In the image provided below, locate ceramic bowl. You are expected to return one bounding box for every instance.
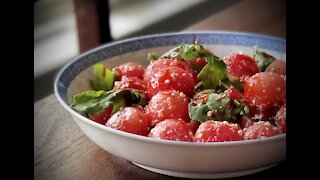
[54,31,286,179]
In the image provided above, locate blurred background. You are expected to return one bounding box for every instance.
[34,0,241,101]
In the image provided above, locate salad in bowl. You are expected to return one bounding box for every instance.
[70,42,286,142]
[55,32,286,178]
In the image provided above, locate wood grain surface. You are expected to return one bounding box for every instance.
[34,0,286,179]
[185,0,286,38]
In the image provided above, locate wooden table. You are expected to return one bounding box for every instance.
[34,0,285,179]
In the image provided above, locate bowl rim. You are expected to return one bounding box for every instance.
[54,31,286,147]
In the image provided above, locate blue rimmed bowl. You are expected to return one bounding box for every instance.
[54,31,286,179]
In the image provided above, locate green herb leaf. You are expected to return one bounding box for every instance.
[159,43,212,61]
[220,76,244,93]
[147,52,159,61]
[159,46,181,60]
[197,56,228,90]
[188,90,212,123]
[106,92,125,114]
[233,100,250,116]
[70,90,109,116]
[206,93,233,121]
[160,42,242,92]
[188,90,249,123]
[253,49,276,71]
[179,44,203,61]
[158,42,216,73]
[189,103,210,123]
[90,63,115,91]
[70,89,147,117]
[178,43,215,63]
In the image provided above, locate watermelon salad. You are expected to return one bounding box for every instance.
[70,42,286,142]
